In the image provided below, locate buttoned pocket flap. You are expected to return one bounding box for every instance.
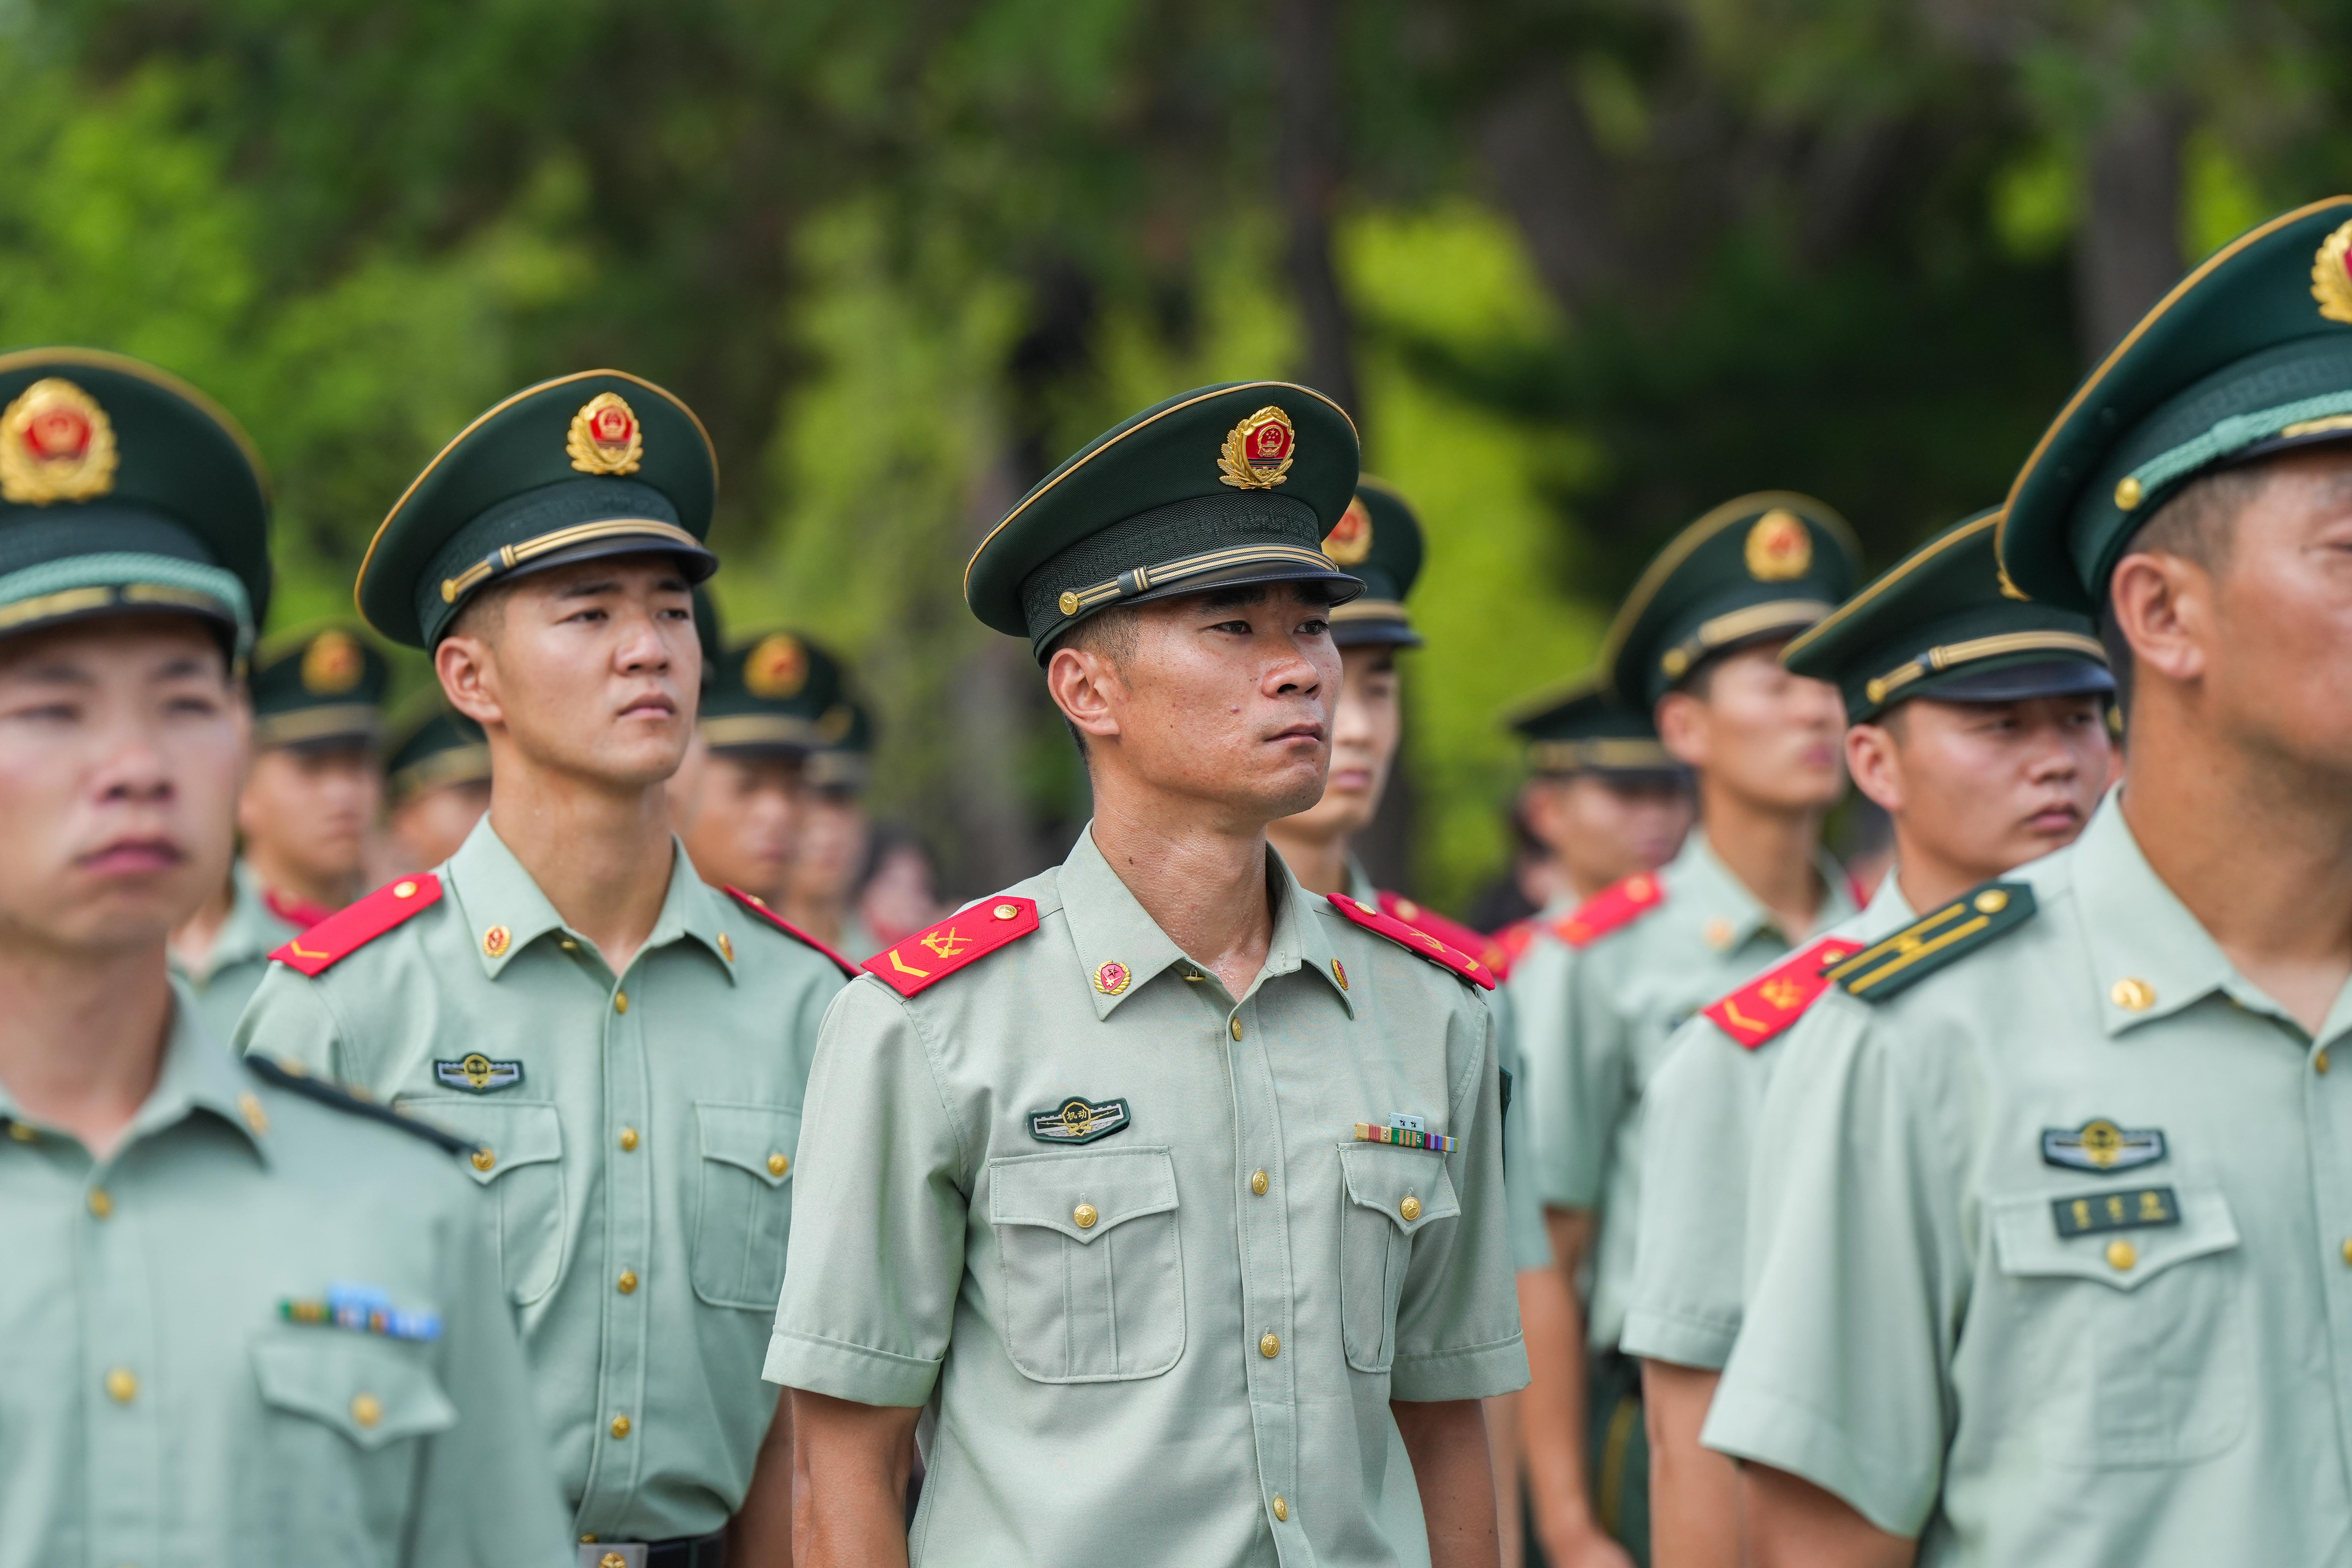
[1991,1182,2240,1292]
[251,1334,455,1452]
[391,1097,561,1187]
[1340,1144,1462,1237]
[989,1146,1178,1244]
[697,1102,800,1188]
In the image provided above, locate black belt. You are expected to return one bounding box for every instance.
[578,1533,726,1568]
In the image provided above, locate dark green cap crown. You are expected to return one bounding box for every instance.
[383,693,489,803]
[1503,674,1677,774]
[2001,196,2352,612]
[1784,511,2111,723]
[358,370,719,648]
[249,623,391,749]
[700,628,844,757]
[1324,477,1425,648]
[967,381,1365,659]
[0,348,270,650]
[1603,492,1861,708]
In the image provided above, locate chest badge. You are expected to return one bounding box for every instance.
[1029,1096,1132,1145]
[280,1282,443,1342]
[2042,1118,2166,1174]
[1354,1114,1455,1153]
[435,1054,524,1093]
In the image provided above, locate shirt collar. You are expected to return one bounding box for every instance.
[1672,830,1857,950]
[1860,870,1916,934]
[444,817,737,982]
[1343,855,1379,906]
[0,984,270,1163]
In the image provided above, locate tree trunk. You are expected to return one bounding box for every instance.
[1275,0,1361,425]
[2074,101,2188,366]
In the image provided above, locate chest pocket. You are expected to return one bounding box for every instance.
[1338,1144,1462,1373]
[690,1102,801,1311]
[988,1146,1185,1383]
[1987,1181,2248,1468]
[392,1097,566,1307]
[250,1332,456,1567]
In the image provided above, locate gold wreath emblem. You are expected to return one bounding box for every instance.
[1322,497,1374,565]
[1744,508,1813,581]
[743,633,808,699]
[300,630,366,696]
[0,378,118,505]
[567,391,644,475]
[1217,405,1296,490]
[2314,220,2352,325]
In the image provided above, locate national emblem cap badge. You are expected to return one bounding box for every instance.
[567,390,644,475]
[1744,508,1812,581]
[1217,405,1296,490]
[1322,497,1374,565]
[300,630,366,696]
[2314,218,2352,325]
[0,377,118,505]
[743,632,807,699]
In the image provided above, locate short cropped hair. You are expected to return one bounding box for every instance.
[2098,458,2268,712]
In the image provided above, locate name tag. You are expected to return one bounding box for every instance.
[2052,1185,2179,1238]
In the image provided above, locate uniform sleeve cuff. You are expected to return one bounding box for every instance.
[1701,1388,1929,1538]
[762,1329,939,1408]
[1388,1334,1530,1402]
[1619,1308,1734,1371]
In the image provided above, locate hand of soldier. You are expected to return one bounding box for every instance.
[1537,1521,1636,1568]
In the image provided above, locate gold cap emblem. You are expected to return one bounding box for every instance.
[0,378,118,505]
[1744,508,1813,582]
[2314,219,2352,325]
[300,630,366,696]
[1322,497,1374,565]
[567,391,644,475]
[742,633,807,699]
[1217,405,1296,490]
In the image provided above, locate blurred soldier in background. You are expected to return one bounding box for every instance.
[682,628,826,912]
[380,693,492,873]
[776,642,881,962]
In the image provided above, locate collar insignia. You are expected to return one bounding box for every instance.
[1029,1096,1132,1145]
[435,1054,524,1093]
[2042,1118,2166,1174]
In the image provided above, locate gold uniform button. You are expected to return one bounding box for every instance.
[87,1188,112,1219]
[393,879,419,899]
[614,990,628,1013]
[5,1121,33,1142]
[2320,1050,2334,1076]
[1230,1018,1243,1042]
[718,933,734,963]
[1251,1170,1269,1196]
[602,1555,629,1568]
[1272,1496,1289,1522]
[2110,978,2155,1012]
[610,1415,632,1439]
[104,1367,137,1404]
[1259,1332,1280,1359]
[767,1152,789,1177]
[2106,1239,2138,1272]
[237,1091,269,1136]
[619,1127,639,1152]
[1073,1203,1099,1230]
[994,903,1020,921]
[472,1147,497,1172]
[1973,889,2009,914]
[351,1392,383,1428]
[1400,1195,1422,1222]
[2340,1238,2352,1266]
[618,1270,638,1295]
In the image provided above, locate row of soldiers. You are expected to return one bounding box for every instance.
[8,189,2352,1568]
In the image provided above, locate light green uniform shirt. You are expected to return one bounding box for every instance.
[837,911,883,965]
[0,986,570,1568]
[1707,798,2352,1559]
[236,819,847,1541]
[172,860,306,1043]
[1621,874,1911,1370]
[1520,832,1853,1349]
[767,829,1528,1567]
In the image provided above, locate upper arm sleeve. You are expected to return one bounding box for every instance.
[1488,986,1554,1272]
[1520,941,1621,1210]
[1621,1020,1757,1370]
[763,978,969,1408]
[231,964,348,1079]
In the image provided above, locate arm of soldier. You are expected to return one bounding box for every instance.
[1393,1398,1501,1568]
[727,1395,793,1568]
[1701,996,1972,1544]
[230,962,350,1079]
[1521,1211,1628,1568]
[1743,1466,1913,1568]
[792,1392,918,1568]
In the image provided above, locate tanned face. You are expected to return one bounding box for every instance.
[1272,642,1400,843]
[683,753,804,902]
[1048,581,1341,830]
[1848,694,2110,888]
[1656,640,1847,811]
[237,743,381,886]
[435,554,700,790]
[0,616,243,954]
[787,788,869,907]
[1525,771,1695,898]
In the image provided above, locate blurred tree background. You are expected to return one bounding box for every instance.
[3,0,2340,908]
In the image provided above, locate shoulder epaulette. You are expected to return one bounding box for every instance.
[1553,871,1665,948]
[1702,933,1868,1049]
[262,886,334,930]
[242,1055,478,1158]
[1377,890,1513,980]
[269,873,442,977]
[1491,917,1542,978]
[863,896,1040,997]
[1327,892,1497,991]
[1826,881,2037,1003]
[722,887,860,978]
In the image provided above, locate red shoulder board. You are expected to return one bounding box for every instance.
[262,886,334,930]
[1327,892,1497,991]
[1377,891,1514,982]
[723,887,860,979]
[862,896,1039,997]
[269,873,442,977]
[1701,934,1868,1049]
[1492,918,1541,976]
[1553,871,1666,949]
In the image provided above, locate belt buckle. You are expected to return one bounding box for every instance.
[579,1546,648,1568]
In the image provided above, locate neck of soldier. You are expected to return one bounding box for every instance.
[1263,817,1352,899]
[241,840,351,912]
[2121,687,2352,1035]
[487,754,677,978]
[0,932,172,1159]
[1696,769,1827,941]
[1089,779,1279,1002]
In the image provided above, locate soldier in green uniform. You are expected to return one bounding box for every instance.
[0,348,568,1566]
[382,691,492,873]
[1624,511,2113,1567]
[235,370,855,1566]
[677,629,826,910]
[772,382,1527,1568]
[167,623,388,1037]
[1511,494,1857,1568]
[1708,196,2352,1566]
[1505,680,1693,919]
[773,647,883,962]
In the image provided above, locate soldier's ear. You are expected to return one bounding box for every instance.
[1654,689,1709,770]
[434,633,504,733]
[1044,641,1125,753]
[2106,551,2212,695]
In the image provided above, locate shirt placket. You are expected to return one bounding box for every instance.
[2305,1013,2352,1494]
[581,949,655,1533]
[82,1147,159,1568]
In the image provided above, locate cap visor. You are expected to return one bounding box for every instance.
[1910,658,2115,706]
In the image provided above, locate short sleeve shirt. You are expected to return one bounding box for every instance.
[234,819,846,1541]
[1706,799,2352,1561]
[1621,875,1911,1370]
[766,830,1528,1568]
[171,861,304,1043]
[1517,834,1853,1349]
[0,989,571,1568]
